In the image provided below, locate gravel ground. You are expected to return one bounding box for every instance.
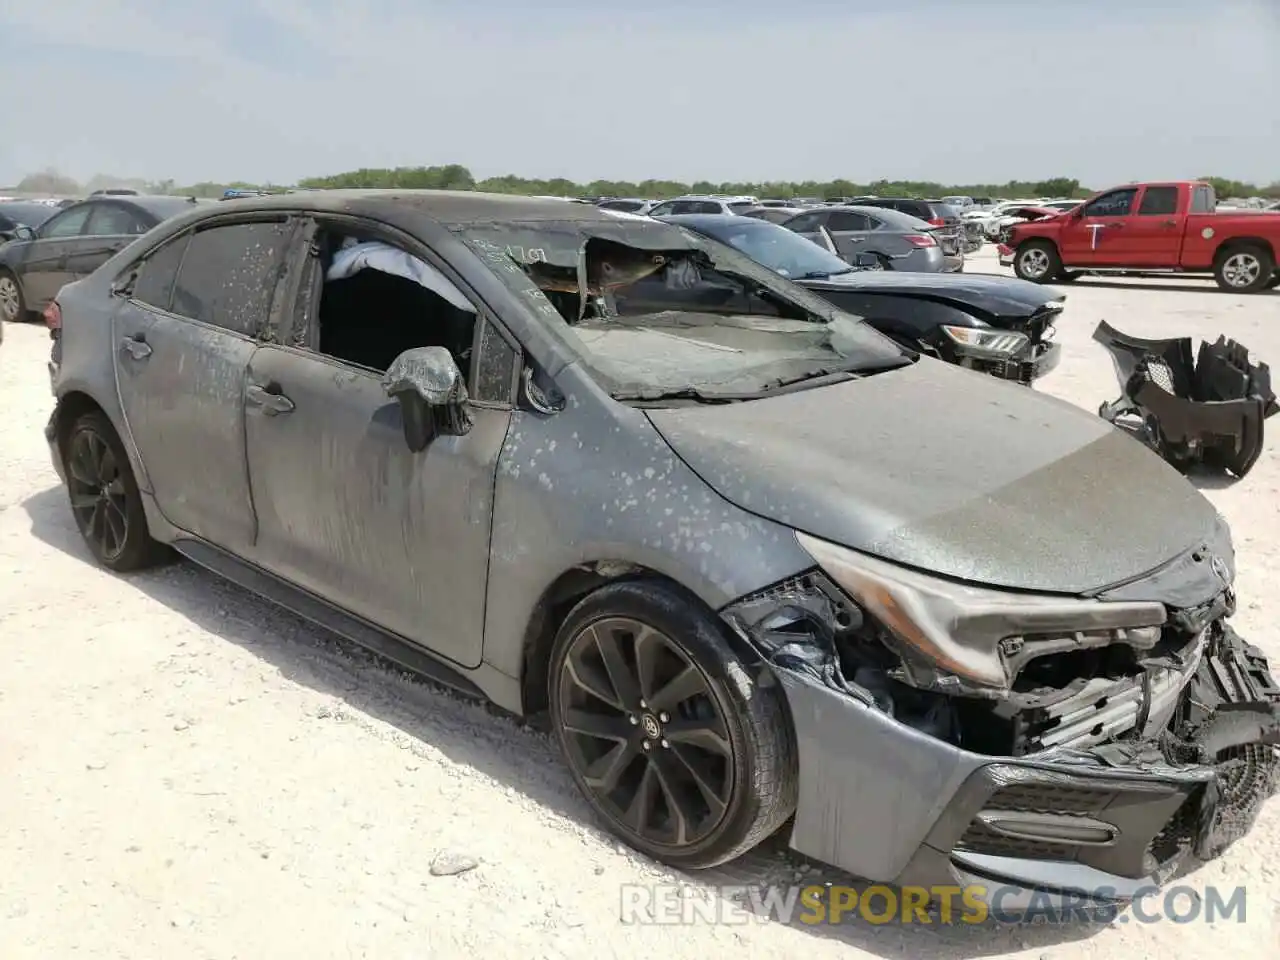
[1,249,1278,958]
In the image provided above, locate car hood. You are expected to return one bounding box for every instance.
[799,270,1061,318]
[645,358,1219,596]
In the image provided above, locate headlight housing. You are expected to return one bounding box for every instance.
[940,324,1029,357]
[795,531,1166,694]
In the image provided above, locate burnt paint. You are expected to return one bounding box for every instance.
[241,345,507,670]
[480,361,816,681]
[647,357,1220,594]
[112,300,258,552]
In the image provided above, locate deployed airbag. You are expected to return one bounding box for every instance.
[327,241,476,313]
[1093,320,1278,478]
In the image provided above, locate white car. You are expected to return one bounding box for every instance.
[647,195,759,216]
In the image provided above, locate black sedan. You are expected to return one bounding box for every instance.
[0,194,198,323]
[633,213,1062,384]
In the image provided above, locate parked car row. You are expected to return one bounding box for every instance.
[0,194,200,323]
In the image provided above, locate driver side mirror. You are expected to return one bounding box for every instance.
[14,225,36,241]
[381,346,473,452]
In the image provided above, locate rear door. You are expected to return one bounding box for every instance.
[1123,185,1184,266]
[825,210,877,262]
[67,201,151,280]
[17,203,94,308]
[1059,187,1138,266]
[113,217,295,553]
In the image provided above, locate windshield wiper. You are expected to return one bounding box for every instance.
[610,387,741,403]
[756,355,914,392]
[796,268,855,279]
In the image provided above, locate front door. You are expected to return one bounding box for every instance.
[18,204,93,308]
[242,345,509,668]
[1059,187,1138,267]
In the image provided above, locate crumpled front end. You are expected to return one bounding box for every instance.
[721,534,1280,905]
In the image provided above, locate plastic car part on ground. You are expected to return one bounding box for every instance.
[1093,320,1279,478]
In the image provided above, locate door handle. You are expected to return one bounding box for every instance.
[1162,219,1177,227]
[120,335,152,360]
[245,383,295,416]
[1106,222,1125,229]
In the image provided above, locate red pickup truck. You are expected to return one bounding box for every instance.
[1000,181,1280,293]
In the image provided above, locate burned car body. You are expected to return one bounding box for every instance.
[1094,321,1278,478]
[640,214,1061,385]
[43,191,1279,910]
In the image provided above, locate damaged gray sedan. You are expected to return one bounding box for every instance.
[43,191,1280,908]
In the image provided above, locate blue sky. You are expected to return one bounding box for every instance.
[1,0,1277,188]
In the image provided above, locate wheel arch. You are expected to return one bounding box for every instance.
[1213,236,1276,264]
[518,561,760,715]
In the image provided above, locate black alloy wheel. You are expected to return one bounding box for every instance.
[549,581,796,868]
[63,412,168,571]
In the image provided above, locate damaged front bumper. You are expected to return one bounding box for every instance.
[954,338,1061,385]
[724,573,1280,907]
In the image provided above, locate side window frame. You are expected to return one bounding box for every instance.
[165,214,295,341]
[125,229,194,313]
[786,211,828,233]
[85,202,142,236]
[1137,186,1179,217]
[273,214,520,408]
[1083,189,1137,218]
[37,204,93,239]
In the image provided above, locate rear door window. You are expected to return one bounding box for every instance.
[169,220,292,337]
[132,232,192,312]
[826,212,872,232]
[86,203,146,235]
[1191,186,1215,213]
[1137,186,1179,216]
[783,211,828,232]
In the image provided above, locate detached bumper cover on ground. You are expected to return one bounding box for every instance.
[1094,321,1278,478]
[723,567,1280,906]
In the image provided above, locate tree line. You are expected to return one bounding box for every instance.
[8,165,1280,202]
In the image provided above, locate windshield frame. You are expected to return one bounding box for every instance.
[447,215,908,401]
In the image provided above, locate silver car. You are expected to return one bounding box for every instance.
[780,205,951,272]
[41,189,1280,910]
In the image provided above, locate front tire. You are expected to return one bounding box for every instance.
[548,580,797,869]
[0,268,25,323]
[62,411,170,571]
[1014,240,1062,283]
[1214,244,1274,293]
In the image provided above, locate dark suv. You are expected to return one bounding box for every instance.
[856,198,965,268]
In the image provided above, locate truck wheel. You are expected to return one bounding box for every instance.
[1014,241,1061,283]
[1214,244,1274,293]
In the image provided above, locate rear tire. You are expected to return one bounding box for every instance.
[1014,241,1062,283]
[548,580,797,870]
[62,411,170,572]
[1214,244,1274,293]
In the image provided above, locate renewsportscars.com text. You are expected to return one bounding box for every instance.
[619,883,1249,926]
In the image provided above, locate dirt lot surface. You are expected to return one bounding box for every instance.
[2,249,1278,958]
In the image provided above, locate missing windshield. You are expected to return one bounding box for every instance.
[451,218,910,402]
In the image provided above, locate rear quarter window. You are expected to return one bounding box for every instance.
[132,232,193,312]
[169,220,292,336]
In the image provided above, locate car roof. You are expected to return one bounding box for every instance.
[654,213,767,228]
[820,205,930,228]
[0,200,61,225]
[55,194,203,221]
[158,189,630,226]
